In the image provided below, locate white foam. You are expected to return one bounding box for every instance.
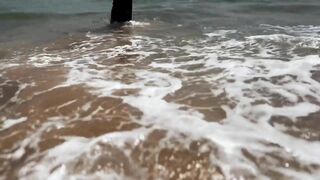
[28,54,66,67]
[6,25,320,179]
[18,129,149,180]
[205,30,237,38]
[0,117,27,131]
[127,21,151,27]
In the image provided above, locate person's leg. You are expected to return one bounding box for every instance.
[110,0,132,24]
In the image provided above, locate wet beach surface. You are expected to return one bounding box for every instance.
[1,0,320,179]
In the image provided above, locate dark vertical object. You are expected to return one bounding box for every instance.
[111,0,132,24]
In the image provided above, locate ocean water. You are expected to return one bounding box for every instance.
[1,0,320,179]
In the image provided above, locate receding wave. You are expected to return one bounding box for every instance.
[1,22,320,179]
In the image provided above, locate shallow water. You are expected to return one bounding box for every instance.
[1,0,320,180]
